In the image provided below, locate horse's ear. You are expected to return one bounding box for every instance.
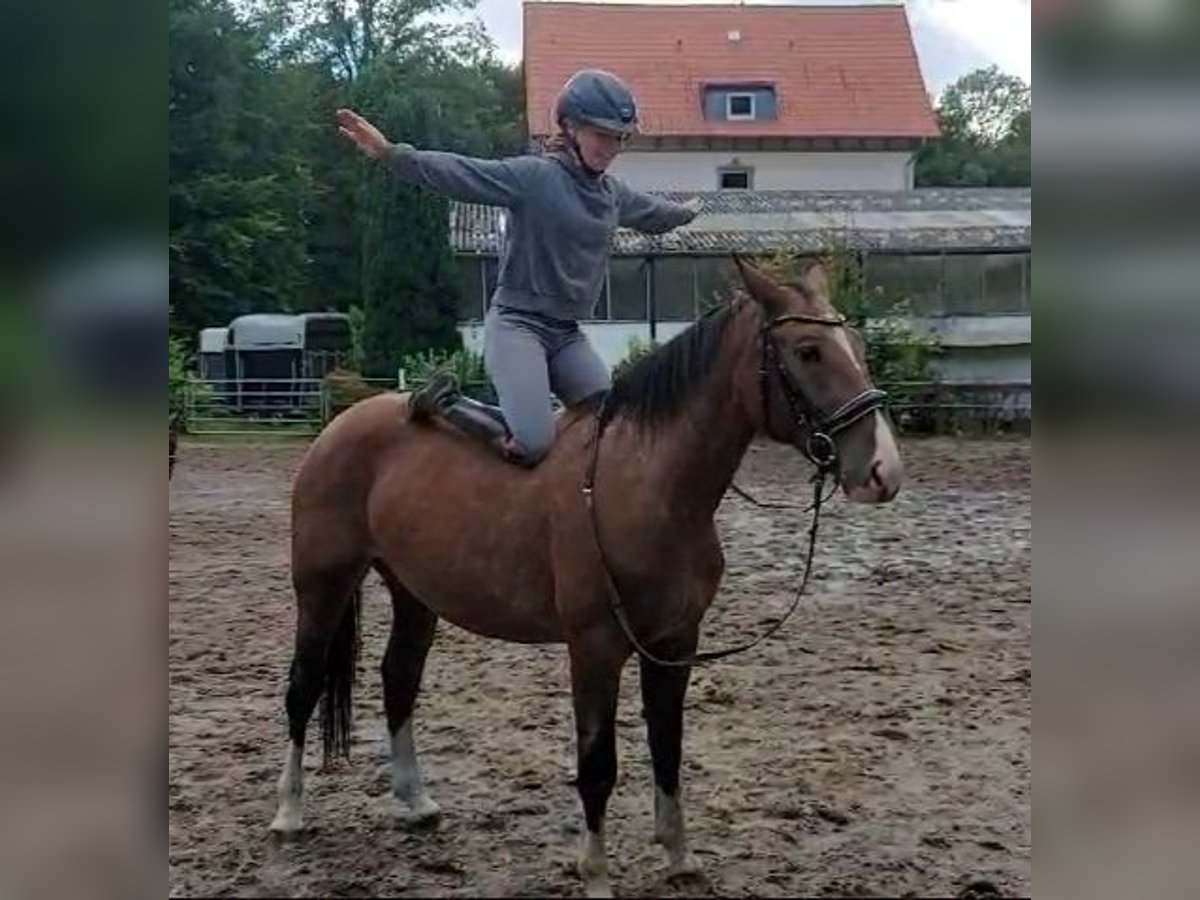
[732,255,790,315]
[803,262,830,299]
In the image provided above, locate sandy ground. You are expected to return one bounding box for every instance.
[169,436,1030,898]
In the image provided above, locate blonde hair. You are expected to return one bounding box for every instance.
[541,131,571,154]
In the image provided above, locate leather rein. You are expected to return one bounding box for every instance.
[581,311,888,668]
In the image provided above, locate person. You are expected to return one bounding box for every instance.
[336,68,701,466]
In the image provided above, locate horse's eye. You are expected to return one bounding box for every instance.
[798,345,821,364]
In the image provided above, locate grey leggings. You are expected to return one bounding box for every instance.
[483,305,611,463]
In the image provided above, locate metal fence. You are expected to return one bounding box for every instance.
[883,381,1031,433]
[184,377,399,436]
[183,375,1029,438]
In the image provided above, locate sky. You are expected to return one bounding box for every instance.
[460,0,1031,98]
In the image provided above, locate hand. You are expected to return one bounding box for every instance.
[681,197,704,215]
[336,108,392,160]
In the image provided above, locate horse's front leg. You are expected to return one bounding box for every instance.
[639,640,703,880]
[567,633,629,899]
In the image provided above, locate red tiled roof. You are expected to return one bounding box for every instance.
[523,1,939,139]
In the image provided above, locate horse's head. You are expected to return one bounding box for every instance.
[732,255,903,504]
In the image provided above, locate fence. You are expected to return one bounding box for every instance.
[184,377,396,436]
[182,373,497,437]
[884,381,1031,434]
[182,375,1029,438]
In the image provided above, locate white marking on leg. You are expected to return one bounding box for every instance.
[269,742,305,833]
[562,688,578,784]
[578,818,612,898]
[389,720,440,825]
[655,786,701,877]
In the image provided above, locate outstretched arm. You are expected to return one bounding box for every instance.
[337,108,532,207]
[615,182,702,234]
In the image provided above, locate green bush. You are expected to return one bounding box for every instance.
[757,242,940,419]
[322,367,390,422]
[169,336,190,421]
[400,346,492,401]
[612,336,660,381]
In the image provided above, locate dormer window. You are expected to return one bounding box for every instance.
[726,93,755,120]
[703,83,776,122]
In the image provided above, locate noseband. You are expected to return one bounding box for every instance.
[760,313,889,472]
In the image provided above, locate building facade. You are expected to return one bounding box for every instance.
[523,1,939,192]
[448,188,1032,408]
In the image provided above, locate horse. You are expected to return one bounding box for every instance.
[268,256,903,897]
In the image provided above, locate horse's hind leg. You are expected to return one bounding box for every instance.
[270,560,366,836]
[375,561,441,827]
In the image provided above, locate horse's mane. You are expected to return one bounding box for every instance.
[599,303,736,431]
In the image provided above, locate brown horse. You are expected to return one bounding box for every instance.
[269,256,903,897]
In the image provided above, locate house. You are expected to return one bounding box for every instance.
[442,3,1029,420]
[450,188,1032,416]
[522,0,939,191]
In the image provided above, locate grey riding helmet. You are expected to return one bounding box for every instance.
[554,69,638,137]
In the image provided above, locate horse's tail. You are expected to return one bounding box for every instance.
[320,580,363,766]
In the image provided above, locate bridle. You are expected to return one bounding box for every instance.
[759,311,889,475]
[582,308,889,668]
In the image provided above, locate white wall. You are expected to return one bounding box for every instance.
[459,315,1031,387]
[608,150,914,192]
[908,314,1031,350]
[932,347,1031,387]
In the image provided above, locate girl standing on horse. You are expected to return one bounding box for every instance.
[336,69,700,466]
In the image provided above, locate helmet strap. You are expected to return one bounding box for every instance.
[563,126,604,179]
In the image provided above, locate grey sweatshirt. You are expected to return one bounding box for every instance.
[387,144,697,321]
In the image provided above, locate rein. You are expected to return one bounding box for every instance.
[581,311,888,668]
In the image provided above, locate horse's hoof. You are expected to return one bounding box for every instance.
[582,876,614,899]
[578,860,613,898]
[666,852,704,881]
[269,807,305,838]
[390,796,442,830]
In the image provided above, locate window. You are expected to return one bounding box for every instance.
[608,258,647,320]
[693,256,734,313]
[864,253,944,315]
[482,257,500,311]
[726,93,755,120]
[703,85,776,122]
[942,255,985,315]
[593,267,611,320]
[718,168,752,190]
[982,253,1029,313]
[652,258,698,321]
[454,257,484,321]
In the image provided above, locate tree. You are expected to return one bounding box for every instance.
[360,176,461,377]
[938,65,1030,145]
[167,0,525,360]
[315,2,521,374]
[758,240,940,419]
[915,65,1031,188]
[168,0,315,340]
